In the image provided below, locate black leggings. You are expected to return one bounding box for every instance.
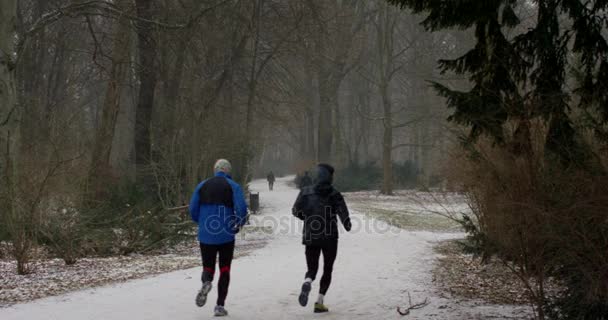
[200,241,235,306]
[305,241,338,295]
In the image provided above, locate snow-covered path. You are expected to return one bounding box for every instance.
[1,177,527,320]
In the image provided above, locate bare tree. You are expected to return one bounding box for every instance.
[365,1,419,194]
[88,0,133,199]
[306,0,365,163]
[0,1,21,270]
[134,0,159,190]
[0,0,19,163]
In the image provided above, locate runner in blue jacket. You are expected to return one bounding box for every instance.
[189,159,248,317]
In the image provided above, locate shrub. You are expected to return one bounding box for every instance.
[1,176,40,274]
[450,133,608,320]
[3,201,38,274]
[40,206,84,265]
[80,183,192,256]
[330,161,420,192]
[393,160,419,189]
[0,218,9,242]
[333,163,381,192]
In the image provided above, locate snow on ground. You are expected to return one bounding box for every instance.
[0,176,531,319]
[345,191,466,233]
[346,190,471,217]
[0,239,268,307]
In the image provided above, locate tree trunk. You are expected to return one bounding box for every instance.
[303,49,316,161]
[356,86,371,167]
[332,94,346,167]
[378,3,396,195]
[14,0,44,164]
[308,0,356,165]
[317,69,333,163]
[305,106,315,158]
[1,0,27,274]
[161,30,189,141]
[0,0,19,183]
[134,0,158,190]
[381,83,393,195]
[88,0,132,197]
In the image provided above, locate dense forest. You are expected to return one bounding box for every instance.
[0,0,459,270]
[1,1,607,319]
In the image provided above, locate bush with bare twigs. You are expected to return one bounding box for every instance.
[79,184,193,257]
[40,205,84,265]
[449,124,608,320]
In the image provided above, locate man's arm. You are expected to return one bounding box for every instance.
[189,181,206,223]
[231,183,248,226]
[333,192,352,231]
[292,190,307,220]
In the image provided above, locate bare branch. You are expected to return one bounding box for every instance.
[392,116,432,129]
[0,105,17,127]
[166,205,189,212]
[397,292,430,316]
[392,143,435,150]
[355,103,385,121]
[16,0,229,59]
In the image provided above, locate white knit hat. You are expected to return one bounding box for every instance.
[214,159,232,174]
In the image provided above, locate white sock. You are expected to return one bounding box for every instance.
[304,278,312,284]
[317,294,324,304]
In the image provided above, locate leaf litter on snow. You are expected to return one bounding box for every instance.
[0,229,270,307]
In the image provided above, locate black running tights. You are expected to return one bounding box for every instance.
[200,241,235,306]
[304,241,338,295]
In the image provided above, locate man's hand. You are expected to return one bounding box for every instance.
[344,218,352,232]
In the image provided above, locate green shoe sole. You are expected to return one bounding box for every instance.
[314,303,329,313]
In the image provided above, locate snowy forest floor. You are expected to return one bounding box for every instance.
[0,234,269,307]
[1,176,533,319]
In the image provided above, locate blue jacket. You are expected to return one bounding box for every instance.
[189,172,248,245]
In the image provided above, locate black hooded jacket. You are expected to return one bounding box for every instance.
[292,164,351,246]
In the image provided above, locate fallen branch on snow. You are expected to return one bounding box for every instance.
[165,205,189,212]
[397,292,430,316]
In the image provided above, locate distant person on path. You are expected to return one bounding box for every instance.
[267,171,276,191]
[189,159,248,317]
[292,163,352,313]
[299,171,313,189]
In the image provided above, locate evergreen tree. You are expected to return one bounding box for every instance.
[388,1,608,319]
[387,0,608,167]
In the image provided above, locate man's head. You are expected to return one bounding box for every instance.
[214,159,232,174]
[313,163,335,185]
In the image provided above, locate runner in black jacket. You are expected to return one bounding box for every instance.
[292,163,351,313]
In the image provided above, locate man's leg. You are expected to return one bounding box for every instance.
[299,245,321,306]
[305,245,321,281]
[317,241,338,309]
[196,243,218,307]
[201,243,218,282]
[216,241,235,307]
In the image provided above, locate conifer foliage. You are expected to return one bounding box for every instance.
[388,1,608,319]
[388,0,608,166]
